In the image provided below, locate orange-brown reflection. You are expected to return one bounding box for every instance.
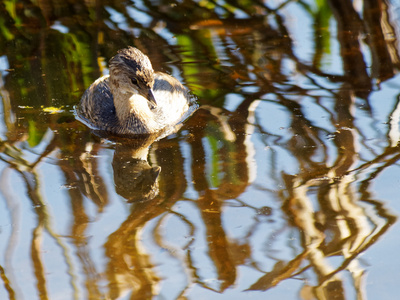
[278,80,397,298]
[104,198,164,299]
[0,0,400,299]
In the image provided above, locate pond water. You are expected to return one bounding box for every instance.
[1,0,400,299]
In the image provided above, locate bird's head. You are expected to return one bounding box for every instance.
[109,46,157,108]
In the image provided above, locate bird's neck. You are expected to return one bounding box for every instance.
[112,89,159,134]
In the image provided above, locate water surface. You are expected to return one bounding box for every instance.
[1,0,400,299]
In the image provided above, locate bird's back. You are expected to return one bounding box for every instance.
[76,75,118,131]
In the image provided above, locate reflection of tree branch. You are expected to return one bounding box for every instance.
[328,0,372,100]
[17,168,80,300]
[348,146,400,180]
[152,209,196,298]
[31,224,47,299]
[364,0,400,82]
[104,202,163,299]
[198,190,236,292]
[0,168,21,300]
[322,205,395,283]
[0,264,15,299]
[0,146,80,300]
[245,250,309,291]
[358,151,400,192]
[154,209,196,251]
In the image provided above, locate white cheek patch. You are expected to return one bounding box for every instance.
[131,88,140,95]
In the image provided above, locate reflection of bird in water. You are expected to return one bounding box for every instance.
[77,46,197,135]
[112,136,162,202]
[114,157,161,202]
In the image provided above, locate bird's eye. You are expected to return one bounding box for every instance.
[131,78,138,85]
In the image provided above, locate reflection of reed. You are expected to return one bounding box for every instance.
[0,168,21,300]
[281,171,396,298]
[364,0,400,82]
[0,145,80,299]
[184,103,258,292]
[273,83,397,298]
[104,200,163,299]
[329,0,372,99]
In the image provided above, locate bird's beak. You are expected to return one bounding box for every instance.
[147,88,157,108]
[151,166,161,180]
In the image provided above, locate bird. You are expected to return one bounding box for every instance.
[76,46,197,136]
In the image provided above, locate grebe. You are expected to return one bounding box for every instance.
[76,46,197,135]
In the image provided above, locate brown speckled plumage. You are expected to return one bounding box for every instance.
[76,47,197,136]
